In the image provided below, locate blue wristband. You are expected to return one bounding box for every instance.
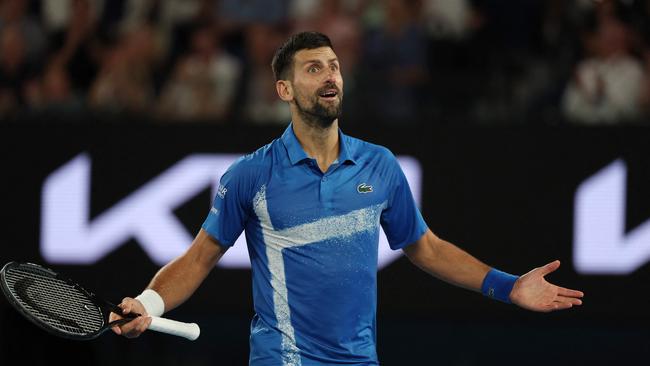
[481,268,519,303]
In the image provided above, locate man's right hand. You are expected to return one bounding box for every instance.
[109,297,153,338]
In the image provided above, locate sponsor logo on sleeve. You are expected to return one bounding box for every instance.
[217,184,228,199]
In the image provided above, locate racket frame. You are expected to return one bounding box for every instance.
[0,261,138,341]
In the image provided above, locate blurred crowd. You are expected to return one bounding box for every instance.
[1,0,650,126]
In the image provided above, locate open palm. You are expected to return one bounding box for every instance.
[509,260,584,312]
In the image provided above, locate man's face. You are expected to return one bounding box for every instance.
[290,47,344,128]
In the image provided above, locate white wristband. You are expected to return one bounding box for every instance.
[135,289,165,317]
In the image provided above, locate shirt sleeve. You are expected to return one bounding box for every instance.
[380,151,428,250]
[201,157,256,247]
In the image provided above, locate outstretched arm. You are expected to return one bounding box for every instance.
[402,229,583,312]
[110,229,228,337]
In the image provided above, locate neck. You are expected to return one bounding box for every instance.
[292,117,339,173]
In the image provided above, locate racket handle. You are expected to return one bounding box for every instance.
[148,316,200,341]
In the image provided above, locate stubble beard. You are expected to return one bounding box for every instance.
[294,88,343,130]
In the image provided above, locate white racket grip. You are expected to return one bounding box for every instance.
[148,316,200,341]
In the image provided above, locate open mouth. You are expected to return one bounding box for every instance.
[318,89,339,100]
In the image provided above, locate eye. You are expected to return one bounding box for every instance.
[330,64,339,72]
[308,65,320,73]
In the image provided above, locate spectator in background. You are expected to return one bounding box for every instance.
[463,0,547,125]
[218,0,288,27]
[104,0,211,64]
[422,0,474,41]
[47,0,103,95]
[238,24,290,125]
[620,0,650,121]
[358,0,428,125]
[158,23,241,122]
[0,23,38,117]
[25,62,85,118]
[0,0,46,64]
[41,0,104,34]
[418,0,485,125]
[88,24,159,114]
[1,0,647,126]
[518,0,584,125]
[562,3,647,124]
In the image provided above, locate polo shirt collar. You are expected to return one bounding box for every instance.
[281,123,357,166]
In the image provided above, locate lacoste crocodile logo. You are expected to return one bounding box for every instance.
[357,183,373,194]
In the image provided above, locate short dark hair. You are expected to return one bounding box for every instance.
[271,31,333,81]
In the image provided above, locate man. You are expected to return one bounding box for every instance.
[111,32,584,365]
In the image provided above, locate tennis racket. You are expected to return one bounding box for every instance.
[0,261,200,341]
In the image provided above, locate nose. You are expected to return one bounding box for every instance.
[323,68,339,85]
[324,69,335,82]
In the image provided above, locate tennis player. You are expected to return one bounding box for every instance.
[111,31,584,365]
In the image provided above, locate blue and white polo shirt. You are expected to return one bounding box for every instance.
[202,123,427,365]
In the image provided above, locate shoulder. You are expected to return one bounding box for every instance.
[344,134,398,164]
[223,139,278,181]
[232,138,278,168]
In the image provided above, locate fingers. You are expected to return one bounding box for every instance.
[111,326,122,335]
[111,297,150,338]
[556,295,583,306]
[120,298,140,316]
[110,313,122,335]
[120,297,147,316]
[538,260,561,276]
[557,287,584,299]
[121,316,152,338]
[544,295,583,312]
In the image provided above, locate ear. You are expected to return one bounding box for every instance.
[276,80,293,102]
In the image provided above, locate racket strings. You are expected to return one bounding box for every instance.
[5,267,104,336]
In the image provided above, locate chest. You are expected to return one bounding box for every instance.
[259,162,389,231]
